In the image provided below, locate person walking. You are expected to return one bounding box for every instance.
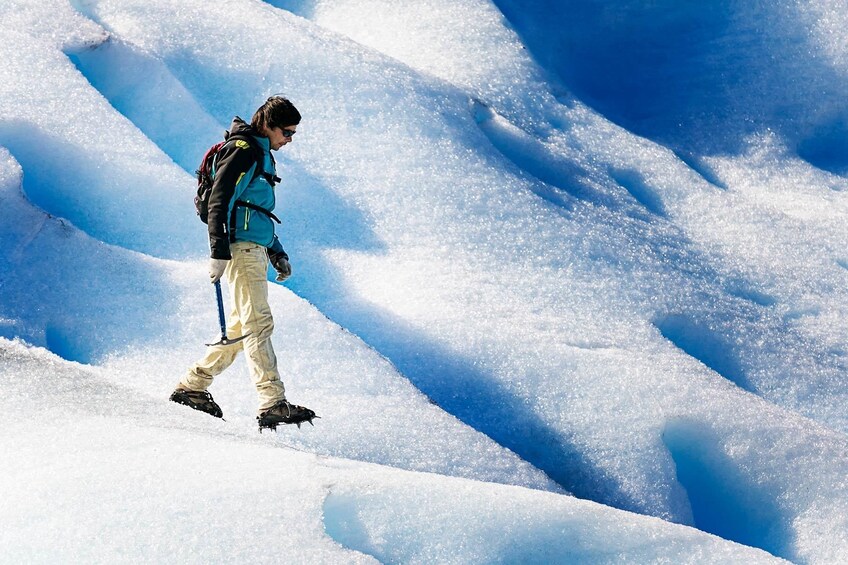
[170,96,316,430]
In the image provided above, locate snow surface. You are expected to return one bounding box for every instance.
[2,0,848,563]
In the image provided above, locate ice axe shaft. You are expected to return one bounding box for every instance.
[206,280,249,347]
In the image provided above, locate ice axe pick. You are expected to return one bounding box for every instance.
[206,280,249,347]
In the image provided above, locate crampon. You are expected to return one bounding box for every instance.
[169,389,224,419]
[257,400,319,431]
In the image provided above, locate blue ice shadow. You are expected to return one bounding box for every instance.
[472,100,613,210]
[276,162,385,255]
[262,0,316,18]
[609,167,667,217]
[284,287,641,512]
[0,175,183,364]
[0,120,201,259]
[322,493,385,563]
[654,313,752,392]
[724,280,777,308]
[66,36,222,171]
[797,117,848,176]
[323,488,692,564]
[663,419,793,560]
[492,0,742,154]
[493,0,848,171]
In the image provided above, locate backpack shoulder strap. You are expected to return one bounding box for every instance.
[224,133,281,186]
[220,133,282,224]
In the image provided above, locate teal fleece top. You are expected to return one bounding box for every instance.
[206,117,285,260]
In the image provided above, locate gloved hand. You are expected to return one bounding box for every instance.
[209,258,229,283]
[268,249,291,282]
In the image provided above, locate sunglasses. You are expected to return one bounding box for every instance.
[280,128,297,138]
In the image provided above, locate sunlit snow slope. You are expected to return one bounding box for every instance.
[2,0,848,563]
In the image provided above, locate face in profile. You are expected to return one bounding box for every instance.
[265,125,297,150]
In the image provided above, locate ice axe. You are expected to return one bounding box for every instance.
[206,280,249,347]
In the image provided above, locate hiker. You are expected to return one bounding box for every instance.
[170,96,316,430]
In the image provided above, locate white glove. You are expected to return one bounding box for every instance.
[209,258,229,283]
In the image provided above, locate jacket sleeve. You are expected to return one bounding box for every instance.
[207,141,258,259]
[267,235,288,260]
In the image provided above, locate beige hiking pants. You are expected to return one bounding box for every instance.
[180,241,286,412]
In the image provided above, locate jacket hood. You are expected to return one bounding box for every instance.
[227,116,256,138]
[226,116,270,151]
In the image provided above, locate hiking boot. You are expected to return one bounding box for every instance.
[170,388,223,419]
[257,400,317,431]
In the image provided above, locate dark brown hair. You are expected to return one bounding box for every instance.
[251,96,302,132]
